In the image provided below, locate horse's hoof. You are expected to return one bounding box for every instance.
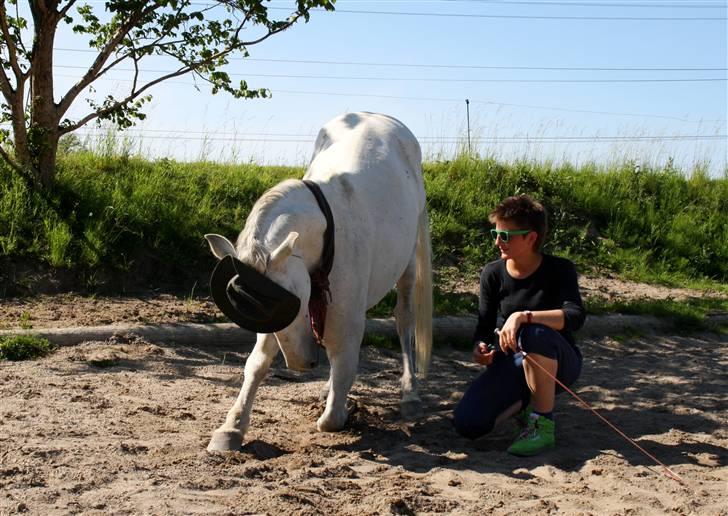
[317,411,347,432]
[207,430,243,452]
[400,398,423,421]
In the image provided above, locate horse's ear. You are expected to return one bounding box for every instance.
[205,234,237,260]
[269,232,299,267]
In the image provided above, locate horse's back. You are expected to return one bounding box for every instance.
[304,112,426,306]
[306,112,424,214]
[310,112,421,175]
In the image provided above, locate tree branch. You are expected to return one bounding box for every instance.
[0,2,24,81]
[91,0,193,81]
[0,60,15,101]
[158,12,300,81]
[237,14,302,47]
[58,0,79,19]
[0,143,20,171]
[57,3,162,117]
[12,1,29,59]
[131,48,140,93]
[60,6,313,135]
[60,66,194,134]
[0,143,35,188]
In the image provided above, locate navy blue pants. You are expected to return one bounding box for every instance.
[453,324,582,439]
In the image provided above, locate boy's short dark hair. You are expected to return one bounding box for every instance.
[489,194,548,250]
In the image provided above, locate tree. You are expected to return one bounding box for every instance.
[0,0,335,189]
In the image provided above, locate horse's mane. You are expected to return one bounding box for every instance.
[236,179,301,272]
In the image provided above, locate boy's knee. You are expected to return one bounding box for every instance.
[453,401,494,440]
[518,324,557,357]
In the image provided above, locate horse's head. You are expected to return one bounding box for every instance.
[205,232,318,371]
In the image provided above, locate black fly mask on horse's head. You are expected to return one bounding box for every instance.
[210,254,300,334]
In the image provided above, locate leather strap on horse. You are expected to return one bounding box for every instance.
[302,180,335,347]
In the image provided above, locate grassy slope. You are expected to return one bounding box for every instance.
[1,153,726,327]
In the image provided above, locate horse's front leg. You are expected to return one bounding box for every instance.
[207,333,279,452]
[317,318,365,432]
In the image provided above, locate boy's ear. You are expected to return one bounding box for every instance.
[528,230,540,250]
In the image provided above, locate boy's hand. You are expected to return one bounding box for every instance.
[473,341,496,366]
[498,311,526,353]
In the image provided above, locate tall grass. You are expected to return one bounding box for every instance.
[425,155,728,284]
[0,151,726,293]
[1,153,304,285]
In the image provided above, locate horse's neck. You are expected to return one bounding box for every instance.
[238,184,326,272]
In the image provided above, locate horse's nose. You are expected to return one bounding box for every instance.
[309,360,318,369]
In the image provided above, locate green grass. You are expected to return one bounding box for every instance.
[0,335,53,361]
[585,296,728,333]
[19,311,33,330]
[1,151,726,299]
[361,331,475,351]
[424,155,728,283]
[609,329,646,343]
[361,333,400,350]
[366,289,478,318]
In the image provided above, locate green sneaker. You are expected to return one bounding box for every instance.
[507,414,555,456]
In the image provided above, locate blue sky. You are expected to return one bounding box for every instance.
[52,0,727,175]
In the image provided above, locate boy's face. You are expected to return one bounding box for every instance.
[492,218,539,259]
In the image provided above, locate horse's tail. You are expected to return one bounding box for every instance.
[414,207,433,376]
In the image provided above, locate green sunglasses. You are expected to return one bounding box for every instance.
[490,229,531,242]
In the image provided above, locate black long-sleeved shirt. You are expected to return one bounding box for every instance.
[472,254,586,347]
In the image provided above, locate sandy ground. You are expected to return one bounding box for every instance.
[1,275,726,514]
[0,275,725,331]
[1,326,727,515]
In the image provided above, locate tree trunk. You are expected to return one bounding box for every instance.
[34,129,60,189]
[27,2,61,190]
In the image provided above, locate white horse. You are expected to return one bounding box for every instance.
[204,112,432,452]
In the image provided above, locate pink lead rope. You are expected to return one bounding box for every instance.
[494,328,685,485]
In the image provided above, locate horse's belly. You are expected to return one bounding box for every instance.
[365,203,421,308]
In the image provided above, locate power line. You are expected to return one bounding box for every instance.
[192,0,727,7]
[82,0,728,16]
[266,0,726,5]
[274,89,727,124]
[201,0,727,5]
[216,58,728,73]
[52,73,725,124]
[437,0,726,7]
[182,73,728,83]
[71,129,727,143]
[268,6,726,20]
[54,65,726,83]
[53,48,726,72]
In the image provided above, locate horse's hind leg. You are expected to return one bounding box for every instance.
[207,333,278,452]
[395,258,422,420]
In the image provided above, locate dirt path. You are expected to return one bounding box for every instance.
[1,276,725,331]
[1,330,726,515]
[1,275,726,514]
